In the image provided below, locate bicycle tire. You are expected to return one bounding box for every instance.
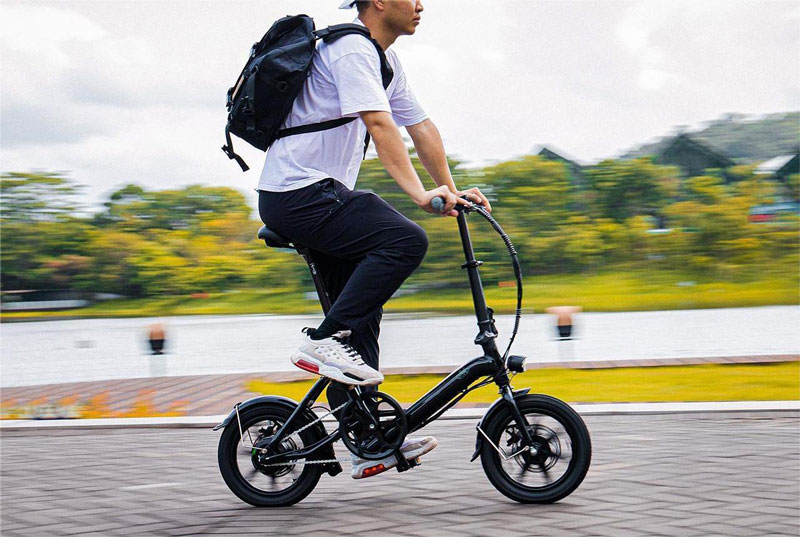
[480,394,591,503]
[218,403,322,507]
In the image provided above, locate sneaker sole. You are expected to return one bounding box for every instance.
[291,351,383,387]
[352,437,438,479]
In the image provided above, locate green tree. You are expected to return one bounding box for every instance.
[95,184,253,232]
[586,158,679,222]
[0,172,83,223]
[1,173,92,290]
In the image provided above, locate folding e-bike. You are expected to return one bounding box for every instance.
[215,197,591,507]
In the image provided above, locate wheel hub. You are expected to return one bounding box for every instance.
[512,425,561,473]
[251,435,297,477]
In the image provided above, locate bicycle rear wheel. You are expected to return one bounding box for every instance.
[218,404,322,507]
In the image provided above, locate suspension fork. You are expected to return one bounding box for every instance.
[499,381,535,446]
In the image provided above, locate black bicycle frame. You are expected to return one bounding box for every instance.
[263,208,530,462]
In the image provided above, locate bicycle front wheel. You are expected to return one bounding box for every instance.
[480,394,591,503]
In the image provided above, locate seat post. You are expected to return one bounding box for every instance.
[295,246,333,315]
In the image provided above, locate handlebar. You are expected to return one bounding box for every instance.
[431,195,482,214]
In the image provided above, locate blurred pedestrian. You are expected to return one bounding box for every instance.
[545,306,582,340]
[148,323,166,355]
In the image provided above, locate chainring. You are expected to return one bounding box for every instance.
[339,391,407,460]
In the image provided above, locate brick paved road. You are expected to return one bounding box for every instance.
[2,412,798,536]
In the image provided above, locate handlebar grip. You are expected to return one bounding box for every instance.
[431,197,445,212]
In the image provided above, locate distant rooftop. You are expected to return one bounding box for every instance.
[755,154,798,175]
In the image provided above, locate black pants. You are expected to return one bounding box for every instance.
[258,178,428,411]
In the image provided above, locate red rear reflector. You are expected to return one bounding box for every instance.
[363,464,386,477]
[295,359,319,373]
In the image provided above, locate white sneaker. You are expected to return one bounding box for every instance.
[351,436,438,479]
[291,328,384,386]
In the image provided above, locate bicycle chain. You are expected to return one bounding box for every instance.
[285,401,347,440]
[248,401,349,468]
[258,457,351,468]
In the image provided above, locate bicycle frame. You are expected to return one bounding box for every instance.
[246,206,536,464]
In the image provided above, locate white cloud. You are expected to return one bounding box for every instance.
[0,4,106,46]
[638,68,678,91]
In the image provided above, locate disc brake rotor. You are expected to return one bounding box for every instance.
[507,423,561,473]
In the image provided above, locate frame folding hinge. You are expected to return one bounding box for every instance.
[474,330,497,345]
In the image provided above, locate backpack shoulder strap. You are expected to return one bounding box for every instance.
[314,23,370,41]
[273,23,394,159]
[316,24,394,159]
[315,24,394,89]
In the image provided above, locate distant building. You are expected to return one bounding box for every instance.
[655,134,735,178]
[755,152,799,183]
[534,146,586,187]
[621,133,735,179]
[534,145,588,210]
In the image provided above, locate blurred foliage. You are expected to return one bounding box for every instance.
[0,390,189,419]
[1,154,797,301]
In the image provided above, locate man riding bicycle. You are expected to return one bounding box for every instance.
[257,0,491,478]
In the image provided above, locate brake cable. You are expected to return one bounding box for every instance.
[466,203,523,362]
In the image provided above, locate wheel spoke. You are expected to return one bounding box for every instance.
[496,412,577,489]
[517,458,531,479]
[538,460,551,481]
[230,414,315,496]
[245,466,259,479]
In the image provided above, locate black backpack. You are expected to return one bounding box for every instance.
[221,14,394,172]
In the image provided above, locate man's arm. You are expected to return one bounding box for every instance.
[360,110,461,215]
[406,119,492,211]
[405,119,457,191]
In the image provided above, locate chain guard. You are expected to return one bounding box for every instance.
[340,391,407,460]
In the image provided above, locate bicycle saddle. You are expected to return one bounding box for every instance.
[257,225,294,249]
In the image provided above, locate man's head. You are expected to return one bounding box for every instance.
[341,0,424,38]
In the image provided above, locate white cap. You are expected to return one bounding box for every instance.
[338,0,359,8]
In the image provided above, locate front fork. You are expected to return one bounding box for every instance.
[499,381,535,446]
[471,383,535,462]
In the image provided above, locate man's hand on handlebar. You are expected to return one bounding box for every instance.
[456,187,491,213]
[418,185,465,217]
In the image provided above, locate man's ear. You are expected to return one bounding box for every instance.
[373,0,386,12]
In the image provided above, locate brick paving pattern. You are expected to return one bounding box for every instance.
[2,411,799,536]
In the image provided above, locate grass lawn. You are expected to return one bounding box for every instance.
[245,361,800,405]
[3,270,798,321]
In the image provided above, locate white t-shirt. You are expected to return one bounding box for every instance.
[257,20,427,192]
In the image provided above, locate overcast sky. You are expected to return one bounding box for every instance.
[2,0,798,209]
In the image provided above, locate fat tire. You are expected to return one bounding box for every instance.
[480,394,591,504]
[218,404,322,507]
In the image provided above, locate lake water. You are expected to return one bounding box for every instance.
[1,306,798,387]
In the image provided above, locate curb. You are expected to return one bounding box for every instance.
[1,401,797,431]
